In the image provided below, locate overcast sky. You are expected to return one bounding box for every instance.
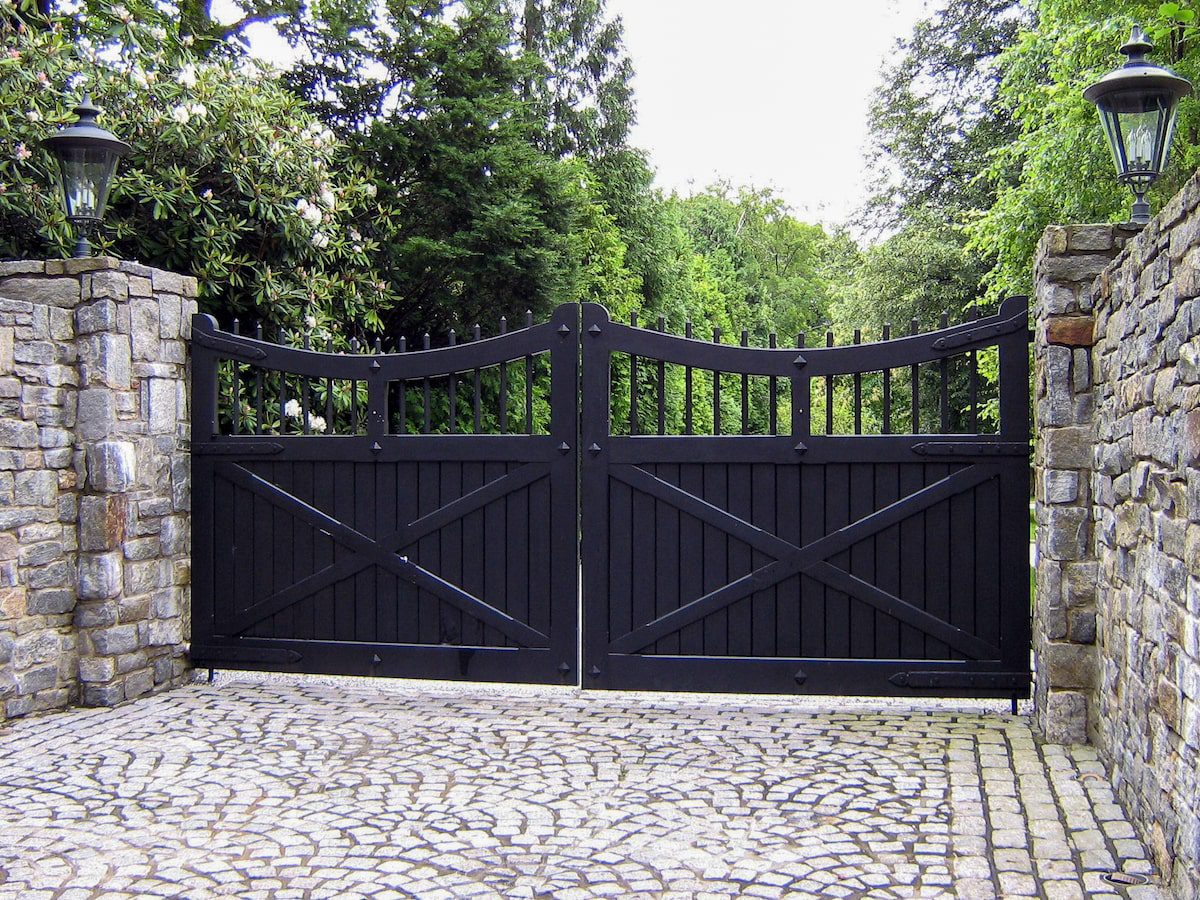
[605,0,930,225]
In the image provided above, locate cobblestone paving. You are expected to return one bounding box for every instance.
[0,673,1163,899]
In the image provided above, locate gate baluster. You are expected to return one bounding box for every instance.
[769,332,777,436]
[940,310,950,433]
[910,318,920,433]
[712,326,721,436]
[278,328,288,436]
[254,323,264,435]
[657,315,666,436]
[853,328,862,435]
[350,337,360,434]
[448,329,457,434]
[825,330,834,436]
[231,319,240,435]
[791,332,809,440]
[741,329,750,435]
[630,312,638,436]
[325,337,334,432]
[685,320,694,435]
[525,310,534,434]
[969,304,979,433]
[302,332,312,435]
[882,324,892,435]
[398,336,407,435]
[422,332,431,434]
[499,316,508,434]
[472,325,482,434]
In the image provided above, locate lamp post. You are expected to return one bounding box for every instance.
[41,93,131,258]
[1084,27,1192,226]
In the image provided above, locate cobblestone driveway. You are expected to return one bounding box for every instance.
[0,674,1161,899]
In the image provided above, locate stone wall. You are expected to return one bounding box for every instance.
[1034,175,1200,898]
[0,259,194,722]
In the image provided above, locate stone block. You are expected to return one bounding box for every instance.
[1040,689,1090,744]
[150,589,180,619]
[88,270,128,302]
[0,585,26,619]
[17,664,59,694]
[1046,315,1095,347]
[118,595,150,623]
[1044,507,1089,560]
[14,469,57,507]
[0,326,11,375]
[78,655,115,682]
[147,378,176,434]
[79,333,130,390]
[77,552,123,600]
[90,624,139,656]
[1068,225,1116,252]
[86,441,136,493]
[0,276,80,307]
[82,681,124,706]
[74,299,117,334]
[150,268,196,298]
[27,560,73,590]
[76,388,115,441]
[26,588,75,615]
[1043,426,1092,469]
[12,630,60,669]
[79,496,126,551]
[124,667,153,699]
[130,299,159,361]
[1043,642,1096,690]
[73,601,117,628]
[1044,470,1079,504]
[1042,254,1114,284]
[147,618,182,646]
[0,631,11,665]
[0,418,39,448]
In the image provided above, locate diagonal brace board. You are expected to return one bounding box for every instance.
[218,463,548,646]
[607,464,997,654]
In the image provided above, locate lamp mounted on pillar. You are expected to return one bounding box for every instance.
[41,92,131,258]
[1084,26,1192,226]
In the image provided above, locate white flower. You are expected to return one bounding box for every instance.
[25,110,41,122]
[111,4,131,22]
[295,198,322,226]
[187,102,207,119]
[13,143,31,162]
[150,25,166,41]
[177,63,197,88]
[131,69,149,88]
[199,188,213,200]
[362,183,377,199]
[283,399,302,418]
[170,105,190,125]
[182,34,194,46]
[308,414,327,434]
[304,314,317,329]
[319,186,336,208]
[310,231,330,249]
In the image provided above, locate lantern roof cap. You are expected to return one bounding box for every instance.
[1084,27,1193,104]
[41,94,132,156]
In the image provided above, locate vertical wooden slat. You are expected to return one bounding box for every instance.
[301,331,311,435]
[726,463,752,656]
[799,464,825,657]
[848,462,874,658]
[609,478,633,649]
[657,315,666,435]
[354,461,376,642]
[702,463,728,655]
[925,463,952,658]
[629,311,638,436]
[418,461,441,644]
[882,324,891,435]
[441,462,463,646]
[506,465,530,640]
[654,463,680,653]
[678,463,704,654]
[824,463,851,657]
[631,463,655,651]
[750,462,776,656]
[898,463,927,658]
[313,459,336,641]
[460,461,485,645]
[776,461,800,657]
[375,461,398,644]
[949,477,975,659]
[685,321,694,435]
[350,337,360,435]
[292,462,315,640]
[324,336,334,432]
[939,310,950,433]
[873,464,900,658]
[482,460,507,646]
[278,329,288,436]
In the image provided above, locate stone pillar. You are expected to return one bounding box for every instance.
[0,259,195,720]
[1032,225,1128,743]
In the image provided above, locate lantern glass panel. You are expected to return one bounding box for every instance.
[1096,89,1180,190]
[56,145,120,221]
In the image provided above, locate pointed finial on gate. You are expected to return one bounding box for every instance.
[793,353,807,367]
[558,441,571,454]
[558,324,571,337]
[588,665,601,677]
[793,442,808,454]
[557,661,571,674]
[587,443,602,455]
[588,324,602,335]
[371,441,382,453]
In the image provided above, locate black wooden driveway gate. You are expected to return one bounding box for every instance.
[192,298,1031,699]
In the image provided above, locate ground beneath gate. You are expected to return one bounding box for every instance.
[0,675,1162,900]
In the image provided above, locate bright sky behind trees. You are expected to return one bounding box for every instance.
[605,0,929,223]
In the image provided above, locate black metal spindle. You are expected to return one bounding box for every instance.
[473,324,482,434]
[792,332,809,439]
[422,332,431,434]
[325,336,334,432]
[685,320,694,435]
[969,304,979,433]
[713,326,721,436]
[499,316,508,434]
[939,310,950,433]
[825,330,834,436]
[525,310,534,434]
[350,337,360,434]
[448,329,457,434]
[254,323,263,435]
[630,312,638,436]
[882,324,891,435]
[853,328,862,435]
[278,328,288,436]
[769,332,777,436]
[911,318,920,433]
[301,331,312,435]
[231,319,240,434]
[398,335,407,435]
[741,329,749,435]
[657,315,666,435]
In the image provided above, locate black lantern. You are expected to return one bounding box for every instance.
[41,93,131,258]
[1084,27,1192,225]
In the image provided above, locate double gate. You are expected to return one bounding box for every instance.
[191,298,1031,698]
